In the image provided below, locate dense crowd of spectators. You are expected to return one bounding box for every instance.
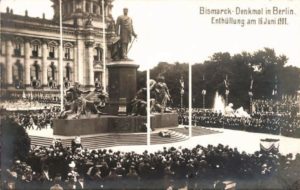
[253,98,299,116]
[3,108,60,130]
[1,93,60,106]
[177,108,189,125]
[2,143,300,190]
[0,99,59,111]
[190,110,300,138]
[177,109,300,138]
[0,97,299,189]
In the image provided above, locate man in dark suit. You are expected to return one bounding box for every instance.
[75,175,85,190]
[50,174,64,190]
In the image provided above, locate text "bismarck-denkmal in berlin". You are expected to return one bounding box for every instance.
[200,7,294,15]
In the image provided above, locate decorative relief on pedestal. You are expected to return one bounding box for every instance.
[110,117,132,132]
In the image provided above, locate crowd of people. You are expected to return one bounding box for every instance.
[176,97,300,139]
[2,142,300,190]
[2,98,299,138]
[253,98,299,116]
[1,93,61,106]
[192,111,300,138]
[1,96,300,189]
[0,99,59,111]
[177,108,189,125]
[189,110,300,138]
[3,108,60,130]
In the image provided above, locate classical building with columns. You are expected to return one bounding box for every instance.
[0,0,116,97]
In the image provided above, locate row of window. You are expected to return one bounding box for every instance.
[0,61,103,89]
[48,46,72,60]
[0,43,73,60]
[0,61,72,86]
[15,45,72,60]
[64,1,101,15]
[86,2,100,14]
[1,42,104,62]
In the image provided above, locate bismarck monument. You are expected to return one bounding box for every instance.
[107,8,139,115]
[53,8,178,136]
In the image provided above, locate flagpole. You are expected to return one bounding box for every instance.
[102,0,106,92]
[147,67,151,146]
[59,0,64,110]
[189,63,192,138]
[180,76,184,109]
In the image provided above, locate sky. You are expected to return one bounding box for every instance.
[1,0,300,70]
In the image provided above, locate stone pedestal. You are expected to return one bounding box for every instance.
[53,113,179,136]
[53,115,146,136]
[151,113,179,129]
[107,61,139,115]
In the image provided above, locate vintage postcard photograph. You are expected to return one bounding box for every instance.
[0,0,300,189]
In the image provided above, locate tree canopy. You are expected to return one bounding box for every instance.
[145,48,300,109]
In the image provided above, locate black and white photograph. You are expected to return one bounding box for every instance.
[0,0,300,189]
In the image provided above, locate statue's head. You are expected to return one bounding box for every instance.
[123,8,128,15]
[95,84,103,91]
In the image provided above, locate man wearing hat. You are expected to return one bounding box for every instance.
[116,8,137,60]
[67,160,79,185]
[75,175,85,189]
[71,136,83,153]
[50,174,64,190]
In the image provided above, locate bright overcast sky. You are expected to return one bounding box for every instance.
[1,0,300,70]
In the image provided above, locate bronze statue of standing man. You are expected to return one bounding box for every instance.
[116,8,137,60]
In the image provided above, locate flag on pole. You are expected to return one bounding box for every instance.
[180,76,184,95]
[250,75,254,90]
[102,0,106,92]
[22,91,26,99]
[59,0,64,110]
[224,74,229,90]
[273,75,278,96]
[249,76,253,97]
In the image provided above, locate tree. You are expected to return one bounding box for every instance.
[1,117,31,169]
[150,48,300,109]
[191,48,299,108]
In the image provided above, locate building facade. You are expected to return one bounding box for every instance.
[0,0,116,96]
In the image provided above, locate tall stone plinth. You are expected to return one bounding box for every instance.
[107,61,139,115]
